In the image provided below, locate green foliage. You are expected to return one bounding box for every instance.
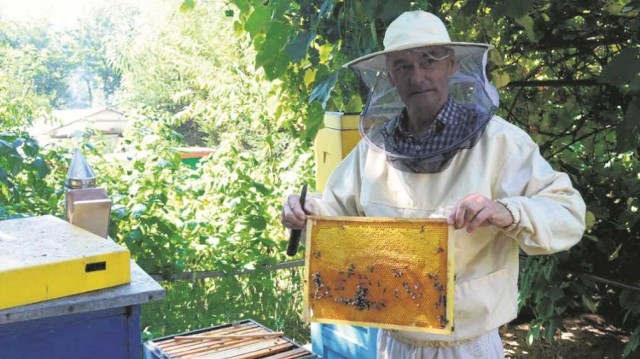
[66,3,134,107]
[142,268,308,344]
[0,131,66,219]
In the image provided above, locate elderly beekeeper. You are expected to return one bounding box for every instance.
[281,10,586,358]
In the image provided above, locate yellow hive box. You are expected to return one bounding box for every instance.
[304,216,454,334]
[314,112,361,192]
[0,215,131,310]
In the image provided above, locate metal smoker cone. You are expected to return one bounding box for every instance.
[66,149,96,189]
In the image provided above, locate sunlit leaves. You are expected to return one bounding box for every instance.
[0,132,62,219]
[245,6,271,36]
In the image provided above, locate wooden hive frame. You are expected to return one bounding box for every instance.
[303,216,454,334]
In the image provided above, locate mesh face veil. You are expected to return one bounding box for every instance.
[348,44,499,173]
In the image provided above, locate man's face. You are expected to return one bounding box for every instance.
[386,47,456,115]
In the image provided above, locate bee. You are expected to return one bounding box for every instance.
[347,264,356,278]
[436,247,444,254]
[439,315,449,328]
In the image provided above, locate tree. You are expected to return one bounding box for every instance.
[66,2,137,108]
[198,0,640,355]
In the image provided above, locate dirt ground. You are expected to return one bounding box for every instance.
[501,313,639,359]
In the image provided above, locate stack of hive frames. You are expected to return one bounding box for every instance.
[143,320,316,358]
[303,216,454,334]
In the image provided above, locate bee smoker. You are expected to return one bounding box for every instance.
[65,149,111,238]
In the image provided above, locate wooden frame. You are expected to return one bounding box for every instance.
[303,216,454,334]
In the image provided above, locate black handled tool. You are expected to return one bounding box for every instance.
[286,184,308,256]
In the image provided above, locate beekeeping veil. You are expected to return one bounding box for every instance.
[344,11,499,173]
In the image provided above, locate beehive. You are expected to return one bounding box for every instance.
[143,320,317,358]
[314,112,361,192]
[303,216,454,334]
[0,215,130,310]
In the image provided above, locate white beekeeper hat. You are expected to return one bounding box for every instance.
[345,11,493,71]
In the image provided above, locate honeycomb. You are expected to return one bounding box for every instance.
[304,216,454,334]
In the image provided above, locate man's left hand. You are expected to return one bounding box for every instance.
[448,193,514,233]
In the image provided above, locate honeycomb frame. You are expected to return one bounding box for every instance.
[303,216,454,334]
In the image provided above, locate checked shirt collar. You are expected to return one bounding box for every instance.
[381,98,478,158]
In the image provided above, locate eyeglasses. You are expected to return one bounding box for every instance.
[389,47,452,72]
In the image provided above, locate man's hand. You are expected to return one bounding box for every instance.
[448,193,514,233]
[281,194,315,230]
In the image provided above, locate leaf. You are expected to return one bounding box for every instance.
[253,181,269,195]
[309,70,339,108]
[22,139,39,157]
[131,203,148,218]
[126,228,143,243]
[581,294,597,313]
[32,157,50,179]
[526,322,540,346]
[623,327,640,358]
[493,72,511,88]
[516,15,536,42]
[272,0,292,19]
[536,297,554,319]
[112,205,127,219]
[548,287,564,301]
[380,1,413,24]
[249,215,267,231]
[245,6,271,36]
[362,0,384,21]
[285,31,316,62]
[631,75,640,91]
[318,0,333,18]
[0,168,8,186]
[180,0,196,12]
[620,290,640,312]
[599,47,640,87]
[616,98,640,152]
[232,0,251,14]
[255,21,290,80]
[609,243,623,261]
[585,210,596,229]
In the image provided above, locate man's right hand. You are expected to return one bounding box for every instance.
[281,194,315,230]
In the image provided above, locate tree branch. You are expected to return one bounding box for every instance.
[506,79,603,88]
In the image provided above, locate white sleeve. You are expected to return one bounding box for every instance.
[494,137,586,255]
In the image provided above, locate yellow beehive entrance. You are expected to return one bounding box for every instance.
[304,216,454,334]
